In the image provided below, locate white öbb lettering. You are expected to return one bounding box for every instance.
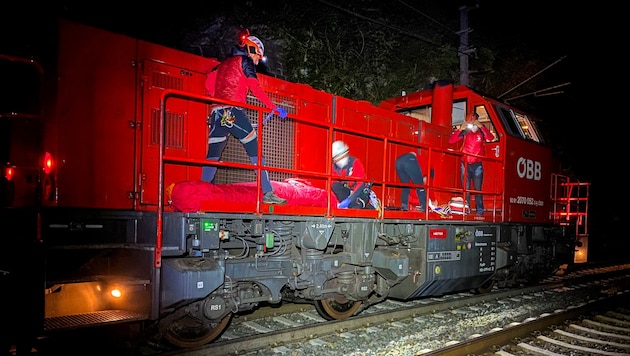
[517,157,541,181]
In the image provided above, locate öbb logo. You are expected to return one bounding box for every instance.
[517,157,541,181]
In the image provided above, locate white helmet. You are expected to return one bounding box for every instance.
[332,140,349,163]
[244,35,264,57]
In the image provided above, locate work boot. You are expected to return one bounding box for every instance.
[263,191,287,205]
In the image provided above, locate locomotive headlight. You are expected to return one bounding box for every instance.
[110,287,122,298]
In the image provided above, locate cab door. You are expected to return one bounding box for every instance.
[469,103,505,216]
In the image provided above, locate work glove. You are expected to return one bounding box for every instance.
[337,198,351,209]
[273,107,287,119]
[263,107,288,124]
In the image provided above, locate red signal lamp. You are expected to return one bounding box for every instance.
[4,166,14,181]
[43,152,54,175]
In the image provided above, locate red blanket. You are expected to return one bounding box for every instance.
[169,178,332,212]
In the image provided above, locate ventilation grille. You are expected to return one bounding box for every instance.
[151,71,184,90]
[151,109,184,149]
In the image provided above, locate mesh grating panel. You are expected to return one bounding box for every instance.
[45,310,147,331]
[214,91,297,185]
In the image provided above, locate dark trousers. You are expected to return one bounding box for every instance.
[332,182,372,209]
[395,153,426,210]
[460,161,484,214]
[202,107,273,193]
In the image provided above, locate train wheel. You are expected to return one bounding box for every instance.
[164,313,232,348]
[314,295,362,320]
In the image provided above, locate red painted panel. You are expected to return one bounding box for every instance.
[139,59,208,205]
[292,86,333,186]
[54,20,138,209]
[503,139,553,224]
[392,114,417,142]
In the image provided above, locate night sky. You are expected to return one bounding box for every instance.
[480,2,625,250]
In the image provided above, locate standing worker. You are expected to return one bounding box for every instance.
[203,30,287,204]
[448,112,495,215]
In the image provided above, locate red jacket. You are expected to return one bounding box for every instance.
[332,156,366,194]
[205,50,274,109]
[448,126,495,164]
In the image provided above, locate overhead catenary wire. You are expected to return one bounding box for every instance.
[498,56,567,99]
[314,0,560,93]
[505,82,571,102]
[316,0,446,48]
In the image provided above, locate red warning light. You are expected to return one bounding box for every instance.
[4,166,14,181]
[238,28,250,46]
[43,152,54,175]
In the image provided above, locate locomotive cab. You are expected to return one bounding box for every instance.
[380,82,588,285]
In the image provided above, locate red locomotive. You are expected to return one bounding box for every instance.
[1,19,588,350]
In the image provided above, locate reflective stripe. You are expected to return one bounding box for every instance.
[240,130,257,144]
[209,136,227,144]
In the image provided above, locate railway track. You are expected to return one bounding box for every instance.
[150,264,630,356]
[433,292,630,355]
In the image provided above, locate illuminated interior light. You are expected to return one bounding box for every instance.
[43,152,54,175]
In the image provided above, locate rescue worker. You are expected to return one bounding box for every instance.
[448,112,495,215]
[331,140,373,209]
[395,151,427,212]
[203,32,287,204]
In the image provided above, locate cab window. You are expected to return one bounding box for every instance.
[451,104,499,143]
[495,104,545,144]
